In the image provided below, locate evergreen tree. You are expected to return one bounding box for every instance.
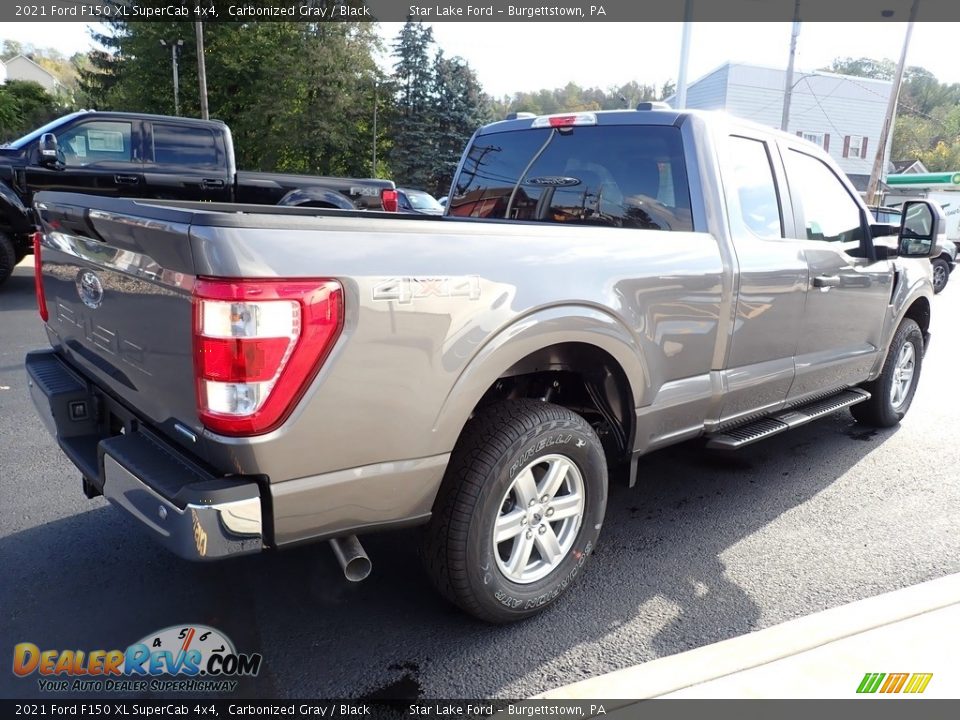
[390,21,436,189]
[430,52,491,196]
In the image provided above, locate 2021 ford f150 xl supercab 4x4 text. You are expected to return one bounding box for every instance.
[0,110,397,287]
[27,108,944,622]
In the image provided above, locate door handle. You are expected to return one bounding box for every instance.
[201,178,225,188]
[813,275,841,288]
[114,174,139,185]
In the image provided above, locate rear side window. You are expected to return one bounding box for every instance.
[449,125,693,231]
[152,124,219,168]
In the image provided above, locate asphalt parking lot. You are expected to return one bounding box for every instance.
[2,257,959,700]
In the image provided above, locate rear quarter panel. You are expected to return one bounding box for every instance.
[189,214,725,482]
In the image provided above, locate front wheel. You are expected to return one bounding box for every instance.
[851,318,924,427]
[931,258,950,294]
[422,400,608,623]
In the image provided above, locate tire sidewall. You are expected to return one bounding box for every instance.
[463,417,607,621]
[0,232,17,286]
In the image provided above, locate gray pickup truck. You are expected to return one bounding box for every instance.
[27,108,944,623]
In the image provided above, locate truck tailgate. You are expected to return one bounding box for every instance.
[34,193,202,450]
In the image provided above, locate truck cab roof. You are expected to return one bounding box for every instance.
[2,110,227,151]
[477,106,804,146]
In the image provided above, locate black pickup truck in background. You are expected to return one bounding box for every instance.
[0,110,397,286]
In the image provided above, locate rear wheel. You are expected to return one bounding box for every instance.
[0,232,17,288]
[931,257,949,294]
[851,318,923,427]
[422,400,607,623]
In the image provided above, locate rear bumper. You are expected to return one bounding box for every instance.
[26,349,263,561]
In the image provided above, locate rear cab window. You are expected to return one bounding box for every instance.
[449,123,693,232]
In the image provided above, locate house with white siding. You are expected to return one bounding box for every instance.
[673,63,893,193]
[2,54,60,92]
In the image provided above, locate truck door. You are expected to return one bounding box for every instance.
[141,121,232,202]
[25,118,145,198]
[716,135,807,422]
[780,146,892,400]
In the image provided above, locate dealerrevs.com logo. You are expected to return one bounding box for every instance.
[13,625,262,693]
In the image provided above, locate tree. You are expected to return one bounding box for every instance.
[0,81,62,142]
[822,57,896,80]
[390,21,436,189]
[659,79,676,102]
[1,40,24,61]
[78,3,385,176]
[491,80,672,118]
[430,52,491,195]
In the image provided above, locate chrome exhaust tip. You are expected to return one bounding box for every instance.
[329,535,372,582]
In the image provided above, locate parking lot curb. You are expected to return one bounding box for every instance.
[537,572,960,699]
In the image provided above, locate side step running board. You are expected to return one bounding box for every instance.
[706,388,871,450]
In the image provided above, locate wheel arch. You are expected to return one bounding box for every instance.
[902,294,931,343]
[431,306,647,468]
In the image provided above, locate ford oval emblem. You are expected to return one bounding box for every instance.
[76,270,104,309]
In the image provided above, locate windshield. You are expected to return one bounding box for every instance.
[1,112,88,150]
[404,191,442,210]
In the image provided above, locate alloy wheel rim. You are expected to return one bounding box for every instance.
[890,341,916,410]
[493,454,585,584]
[933,264,947,291]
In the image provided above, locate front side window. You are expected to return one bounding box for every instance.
[727,136,783,238]
[58,121,133,166]
[785,149,864,244]
[152,124,219,168]
[449,124,693,232]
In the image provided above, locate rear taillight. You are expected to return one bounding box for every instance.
[380,188,398,212]
[33,232,48,322]
[193,278,343,436]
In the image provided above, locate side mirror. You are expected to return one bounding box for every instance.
[38,133,62,168]
[898,200,944,258]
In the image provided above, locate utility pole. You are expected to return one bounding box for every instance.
[675,0,693,108]
[866,0,920,205]
[195,22,209,120]
[159,38,184,116]
[780,2,801,131]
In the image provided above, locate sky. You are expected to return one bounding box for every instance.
[2,21,960,99]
